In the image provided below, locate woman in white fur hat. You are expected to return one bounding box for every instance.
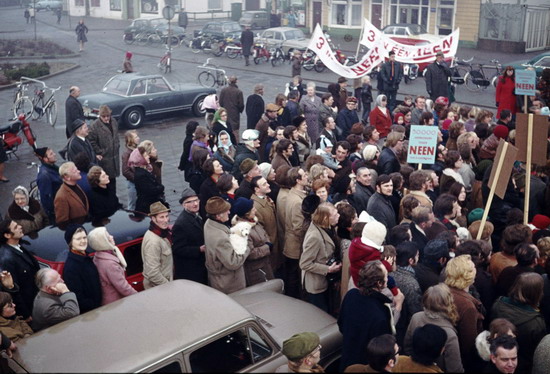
[88,227,137,305]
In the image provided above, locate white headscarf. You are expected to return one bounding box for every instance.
[87,227,128,269]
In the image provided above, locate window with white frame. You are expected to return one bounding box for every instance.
[390,0,429,28]
[110,0,121,10]
[208,0,222,10]
[331,0,362,27]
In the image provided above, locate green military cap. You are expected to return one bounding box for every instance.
[282,332,320,361]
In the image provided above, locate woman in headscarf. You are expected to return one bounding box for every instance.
[128,144,166,214]
[214,129,236,172]
[88,227,137,305]
[7,185,48,234]
[368,94,392,140]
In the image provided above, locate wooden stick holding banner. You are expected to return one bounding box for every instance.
[515,113,549,225]
[477,140,518,240]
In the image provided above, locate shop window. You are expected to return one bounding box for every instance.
[110,0,121,10]
[208,0,221,10]
[141,0,158,13]
[75,0,84,7]
[91,0,99,7]
[331,0,362,27]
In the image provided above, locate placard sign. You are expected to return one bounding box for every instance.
[515,113,549,165]
[515,70,536,96]
[407,125,439,164]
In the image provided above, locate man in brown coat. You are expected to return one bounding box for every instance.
[283,167,309,298]
[88,105,120,192]
[251,176,280,274]
[54,162,89,225]
[219,76,244,142]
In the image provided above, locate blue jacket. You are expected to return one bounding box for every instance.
[338,288,393,370]
[336,109,359,139]
[36,162,63,220]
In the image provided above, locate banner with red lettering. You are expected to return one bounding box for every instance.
[360,18,460,64]
[307,24,384,79]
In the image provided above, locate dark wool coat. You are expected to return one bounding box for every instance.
[64,95,83,138]
[7,198,48,234]
[89,186,120,219]
[0,244,40,319]
[366,192,396,230]
[172,209,207,284]
[134,167,165,214]
[88,117,120,178]
[63,251,102,314]
[338,288,393,371]
[219,83,244,130]
[377,147,400,176]
[424,61,452,100]
[36,162,63,220]
[245,94,265,130]
[66,136,96,169]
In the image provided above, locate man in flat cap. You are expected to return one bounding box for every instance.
[141,201,173,289]
[204,196,250,294]
[172,188,207,284]
[276,332,323,372]
[235,158,262,199]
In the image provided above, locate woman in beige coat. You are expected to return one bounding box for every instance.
[204,197,250,294]
[299,202,342,313]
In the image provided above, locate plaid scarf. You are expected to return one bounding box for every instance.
[149,221,172,244]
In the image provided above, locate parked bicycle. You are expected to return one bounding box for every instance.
[191,32,222,55]
[31,83,61,127]
[12,79,34,119]
[197,58,228,88]
[147,29,179,47]
[270,43,287,67]
[225,43,243,59]
[27,162,40,201]
[453,57,503,92]
[158,46,172,73]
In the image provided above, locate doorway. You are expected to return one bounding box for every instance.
[371,3,382,29]
[399,6,419,24]
[313,1,321,29]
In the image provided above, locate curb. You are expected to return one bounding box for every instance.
[0,62,80,91]
[0,53,80,60]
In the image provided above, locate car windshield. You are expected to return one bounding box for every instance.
[103,77,130,96]
[150,19,168,28]
[223,23,242,32]
[284,29,305,40]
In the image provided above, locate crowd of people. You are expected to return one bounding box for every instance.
[1,55,550,373]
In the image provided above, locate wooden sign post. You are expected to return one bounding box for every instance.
[477,139,518,240]
[515,113,549,225]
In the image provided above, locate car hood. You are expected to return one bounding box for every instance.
[283,39,309,50]
[231,291,342,355]
[78,92,128,109]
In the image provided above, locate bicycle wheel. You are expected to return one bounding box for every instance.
[13,96,33,118]
[191,39,202,53]
[227,48,240,59]
[198,71,216,88]
[464,71,482,92]
[212,42,224,57]
[169,36,179,47]
[30,96,42,120]
[29,185,40,202]
[271,51,284,67]
[136,33,149,46]
[123,33,135,45]
[46,101,58,127]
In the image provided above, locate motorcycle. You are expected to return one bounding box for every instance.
[1,114,36,160]
[403,63,419,84]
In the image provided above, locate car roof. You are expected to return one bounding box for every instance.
[10,280,255,372]
[205,20,239,25]
[264,27,302,32]
[24,210,150,263]
[109,72,164,81]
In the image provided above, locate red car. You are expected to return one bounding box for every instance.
[23,210,150,292]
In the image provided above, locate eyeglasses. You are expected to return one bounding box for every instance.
[183,198,200,204]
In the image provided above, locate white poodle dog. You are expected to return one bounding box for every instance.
[230,221,253,255]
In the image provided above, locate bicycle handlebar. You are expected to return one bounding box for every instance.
[19,76,47,87]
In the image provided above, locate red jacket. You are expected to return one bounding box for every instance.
[496,76,516,117]
[369,106,392,138]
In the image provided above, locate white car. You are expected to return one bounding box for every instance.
[381,23,442,45]
[256,27,310,54]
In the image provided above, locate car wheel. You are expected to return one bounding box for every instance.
[123,107,144,128]
[192,95,207,117]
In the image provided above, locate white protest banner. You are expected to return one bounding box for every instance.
[307,24,385,79]
[407,125,439,164]
[360,18,460,64]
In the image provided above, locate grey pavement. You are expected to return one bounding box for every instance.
[0,5,547,219]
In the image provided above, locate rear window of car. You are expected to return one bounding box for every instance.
[284,29,305,40]
[150,19,168,28]
[223,23,242,32]
[103,78,130,96]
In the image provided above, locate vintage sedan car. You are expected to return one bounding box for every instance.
[33,0,62,11]
[195,20,242,40]
[123,17,186,41]
[508,51,550,77]
[381,23,441,45]
[22,209,150,291]
[6,280,342,372]
[79,73,215,128]
[256,27,310,54]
